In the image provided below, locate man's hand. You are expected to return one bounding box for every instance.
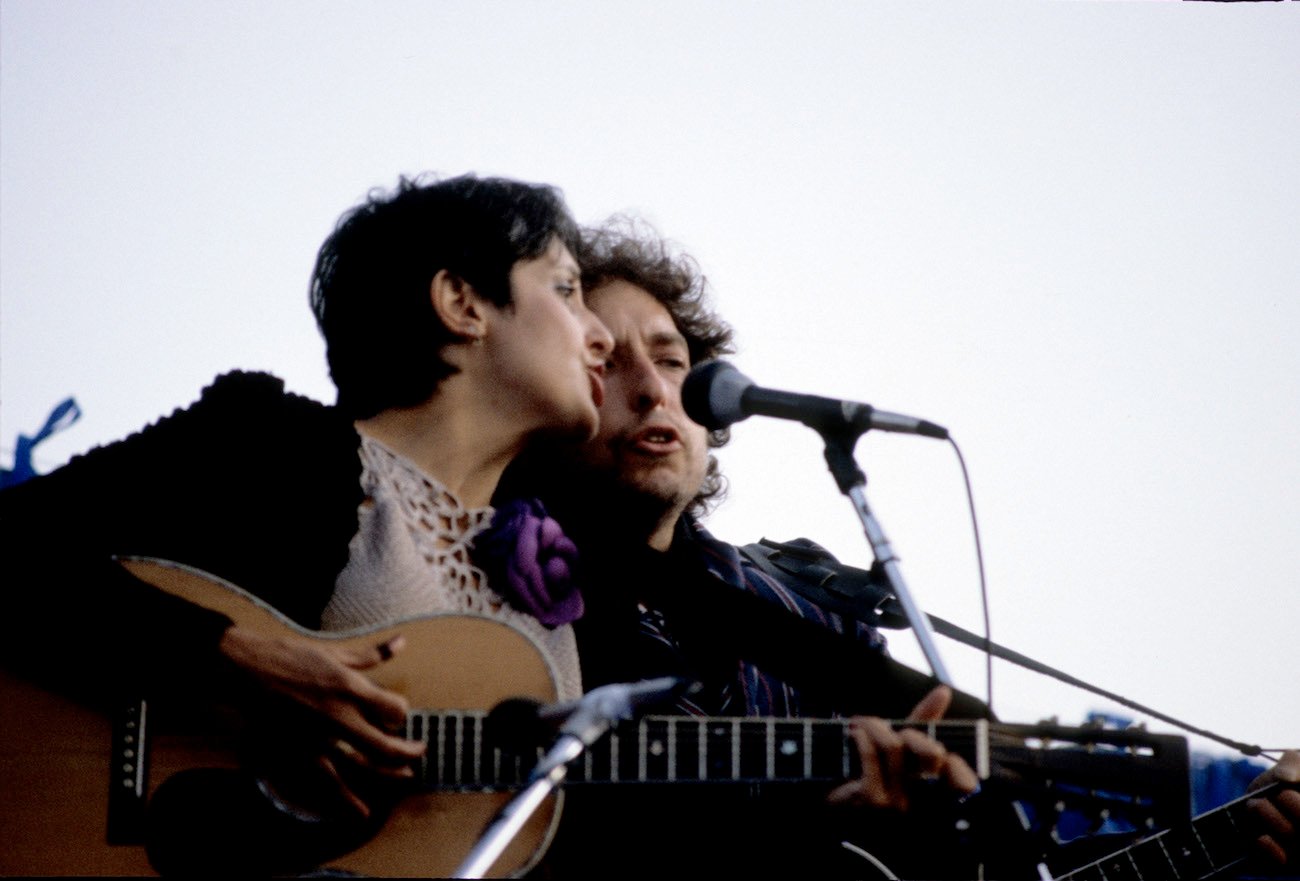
[827,685,979,812]
[217,625,427,816]
[1247,749,1300,868]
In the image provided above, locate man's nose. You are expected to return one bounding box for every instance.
[628,356,670,411]
[585,311,614,359]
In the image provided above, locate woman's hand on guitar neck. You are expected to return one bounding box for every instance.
[827,685,979,814]
[217,624,427,816]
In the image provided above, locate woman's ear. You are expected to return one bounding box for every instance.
[430,269,487,343]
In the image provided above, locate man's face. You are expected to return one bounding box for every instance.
[579,280,710,542]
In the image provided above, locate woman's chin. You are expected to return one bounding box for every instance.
[534,406,599,444]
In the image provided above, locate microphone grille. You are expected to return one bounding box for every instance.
[682,360,752,430]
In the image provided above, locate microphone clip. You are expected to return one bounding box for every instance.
[549,676,695,752]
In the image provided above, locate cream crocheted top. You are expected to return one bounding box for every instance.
[320,434,582,701]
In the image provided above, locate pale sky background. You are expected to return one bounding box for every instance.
[2,1,1296,765]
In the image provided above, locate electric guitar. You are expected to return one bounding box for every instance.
[0,557,1228,878]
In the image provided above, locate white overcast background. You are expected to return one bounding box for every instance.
[2,1,1297,762]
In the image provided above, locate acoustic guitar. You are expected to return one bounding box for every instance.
[0,556,1229,878]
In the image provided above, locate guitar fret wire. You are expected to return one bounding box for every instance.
[730,720,740,780]
[436,713,446,787]
[697,720,707,780]
[462,712,471,788]
[465,712,475,790]
[1187,817,1215,869]
[804,719,813,779]
[1122,849,1140,878]
[419,712,430,785]
[842,720,851,780]
[455,712,465,787]
[759,722,769,784]
[492,725,502,788]
[638,718,648,782]
[473,712,483,790]
[1201,804,1246,874]
[453,712,462,787]
[461,712,470,788]
[670,722,681,784]
[1219,801,1244,862]
[1152,834,1178,879]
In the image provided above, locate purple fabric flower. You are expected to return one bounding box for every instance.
[474,498,583,628]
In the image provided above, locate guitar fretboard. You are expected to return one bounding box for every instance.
[404,712,988,791]
[1057,783,1276,881]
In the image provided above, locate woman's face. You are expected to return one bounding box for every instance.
[481,237,613,440]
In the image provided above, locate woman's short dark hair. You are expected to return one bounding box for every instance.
[310,173,579,419]
[578,216,736,516]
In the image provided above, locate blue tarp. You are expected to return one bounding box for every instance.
[0,397,81,488]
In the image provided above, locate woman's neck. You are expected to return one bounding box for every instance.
[354,388,520,509]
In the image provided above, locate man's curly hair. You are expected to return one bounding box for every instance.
[578,217,736,516]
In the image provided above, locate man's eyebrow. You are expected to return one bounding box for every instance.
[646,330,689,350]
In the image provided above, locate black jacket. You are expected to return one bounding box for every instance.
[0,371,364,701]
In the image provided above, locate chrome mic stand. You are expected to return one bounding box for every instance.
[454,677,687,878]
[822,429,953,687]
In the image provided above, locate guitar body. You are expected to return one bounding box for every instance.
[0,557,562,877]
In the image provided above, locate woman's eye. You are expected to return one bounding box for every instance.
[556,282,578,298]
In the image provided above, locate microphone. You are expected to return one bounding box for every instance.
[682,360,948,440]
[485,677,696,753]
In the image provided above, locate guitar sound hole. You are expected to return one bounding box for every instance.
[145,769,380,876]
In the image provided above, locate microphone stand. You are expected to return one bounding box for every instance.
[453,732,582,879]
[453,678,685,878]
[821,429,954,688]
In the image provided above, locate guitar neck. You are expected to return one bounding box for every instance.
[405,711,990,790]
[1056,782,1279,881]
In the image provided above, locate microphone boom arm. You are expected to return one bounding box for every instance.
[822,430,954,688]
